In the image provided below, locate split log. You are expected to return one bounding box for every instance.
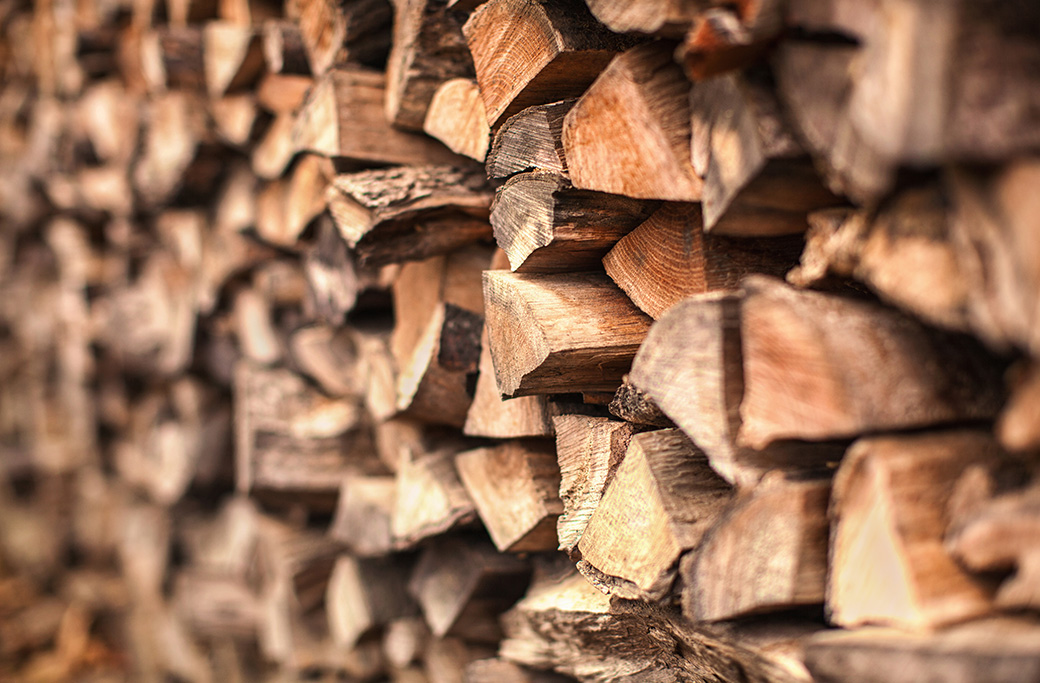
[602,203,801,319]
[998,361,1040,453]
[385,0,474,131]
[408,537,529,641]
[804,618,1040,683]
[76,80,139,165]
[583,0,700,36]
[463,0,638,126]
[425,637,495,683]
[325,165,493,266]
[485,99,574,180]
[738,275,1007,449]
[456,440,562,552]
[287,324,364,398]
[140,27,206,92]
[680,472,829,622]
[465,658,575,683]
[608,377,674,428]
[828,430,1003,630]
[383,617,430,669]
[255,153,333,248]
[210,94,260,147]
[576,429,731,600]
[392,447,477,547]
[285,0,392,74]
[261,20,310,75]
[423,78,490,161]
[251,113,296,180]
[256,72,313,114]
[482,271,653,397]
[327,555,417,648]
[173,571,261,640]
[677,1,784,80]
[293,67,464,166]
[232,287,281,365]
[689,71,838,235]
[553,415,636,555]
[490,171,657,273]
[203,22,264,97]
[329,473,396,557]
[563,42,702,201]
[303,218,395,325]
[132,91,208,206]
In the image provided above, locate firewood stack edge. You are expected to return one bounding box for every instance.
[2,0,1040,680]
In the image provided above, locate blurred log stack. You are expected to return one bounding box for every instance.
[1,0,1040,681]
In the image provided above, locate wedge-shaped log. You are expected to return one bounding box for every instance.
[424,78,490,161]
[484,271,652,397]
[326,165,492,266]
[327,555,418,649]
[256,154,334,248]
[203,22,264,97]
[603,203,800,319]
[329,474,395,557]
[392,447,477,547]
[409,537,529,641]
[288,324,364,398]
[739,276,1007,449]
[805,618,1040,683]
[256,73,313,114]
[294,68,463,166]
[690,72,837,235]
[386,0,474,131]
[609,377,674,428]
[463,0,637,126]
[577,429,732,600]
[486,100,574,180]
[563,43,702,201]
[491,171,657,272]
[584,0,700,36]
[553,415,636,554]
[285,0,392,74]
[829,431,1001,630]
[261,20,310,75]
[456,440,562,552]
[681,472,829,622]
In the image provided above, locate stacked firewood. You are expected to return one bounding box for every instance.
[2,0,1040,680]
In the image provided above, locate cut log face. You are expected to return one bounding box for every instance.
[329,474,396,557]
[285,0,392,74]
[408,537,530,639]
[482,270,653,397]
[424,78,491,161]
[288,324,364,398]
[584,0,701,36]
[486,99,574,180]
[256,73,313,114]
[327,555,418,649]
[609,377,675,428]
[385,0,474,131]
[392,447,477,547]
[603,203,802,319]
[738,275,1007,449]
[562,42,703,202]
[681,471,829,622]
[463,0,638,126]
[490,171,657,273]
[261,20,311,75]
[804,618,1040,683]
[203,22,264,97]
[325,165,493,266]
[456,440,562,552]
[576,428,732,601]
[552,415,636,554]
[828,431,1001,631]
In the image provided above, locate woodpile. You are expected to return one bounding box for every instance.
[1,0,1039,681]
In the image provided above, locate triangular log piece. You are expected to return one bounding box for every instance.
[483,270,653,397]
[486,99,574,180]
[577,428,732,601]
[284,0,392,74]
[327,555,418,649]
[463,0,639,127]
[392,446,477,547]
[423,78,490,161]
[328,473,396,557]
[491,171,657,273]
[456,440,562,552]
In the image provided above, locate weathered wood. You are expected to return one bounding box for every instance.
[256,72,313,114]
[423,78,490,161]
[408,537,529,641]
[804,618,1040,683]
[385,0,474,131]
[326,165,493,266]
[251,113,296,180]
[392,447,477,547]
[261,20,310,75]
[329,474,396,557]
[577,429,732,601]
[491,171,657,272]
[552,415,636,555]
[738,275,1007,449]
[327,555,417,648]
[293,67,464,166]
[140,26,206,92]
[231,286,281,365]
[681,472,829,622]
[456,440,562,552]
[256,153,333,248]
[603,203,801,319]
[563,42,702,201]
[285,0,392,74]
[486,100,574,180]
[829,431,1001,630]
[463,0,638,126]
[210,94,260,147]
[583,0,701,36]
[608,377,675,428]
[288,324,364,398]
[203,22,264,97]
[483,271,653,397]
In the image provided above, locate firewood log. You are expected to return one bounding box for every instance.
[256,72,313,114]
[828,430,1004,630]
[680,471,829,622]
[255,153,333,248]
[485,99,574,181]
[203,21,264,97]
[423,78,490,161]
[576,428,732,600]
[140,26,206,92]
[465,658,575,683]
[329,473,396,557]
[490,171,657,273]
[608,377,675,428]
[562,42,702,201]
[173,571,262,640]
[325,165,493,266]
[583,0,701,36]
[462,0,638,126]
[392,447,477,547]
[998,361,1040,453]
[252,113,296,179]
[284,0,392,74]
[677,0,784,79]
[133,91,209,206]
[261,19,310,74]
[456,440,561,552]
[327,555,418,648]
[385,0,474,131]
[552,415,637,555]
[482,271,653,397]
[210,94,260,147]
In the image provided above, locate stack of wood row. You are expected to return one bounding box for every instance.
[1,0,1039,680]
